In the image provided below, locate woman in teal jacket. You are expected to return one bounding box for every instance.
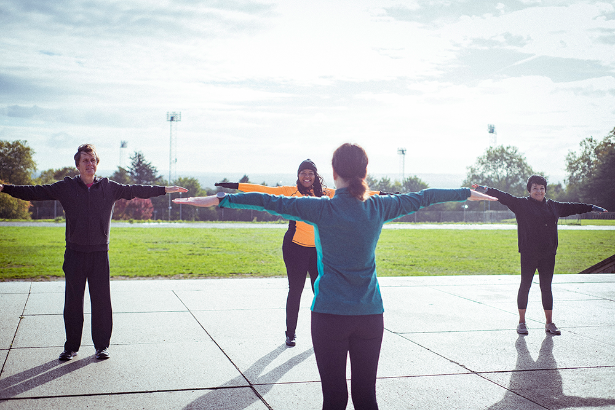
[175,143,495,410]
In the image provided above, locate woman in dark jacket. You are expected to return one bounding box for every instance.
[474,176,607,335]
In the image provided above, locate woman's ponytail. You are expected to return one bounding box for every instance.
[332,143,369,201]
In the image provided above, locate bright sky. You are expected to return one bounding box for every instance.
[1,0,614,184]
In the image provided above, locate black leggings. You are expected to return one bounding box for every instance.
[62,249,113,351]
[311,312,384,410]
[517,253,556,310]
[282,240,318,336]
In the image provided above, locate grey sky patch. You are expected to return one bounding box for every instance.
[6,105,47,118]
[502,56,615,82]
[470,32,531,48]
[39,50,61,56]
[440,47,535,84]
[383,0,535,25]
[0,73,74,103]
[1,0,275,40]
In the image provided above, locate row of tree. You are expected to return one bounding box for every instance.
[1,127,613,220]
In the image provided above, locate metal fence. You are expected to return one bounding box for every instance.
[24,201,613,223]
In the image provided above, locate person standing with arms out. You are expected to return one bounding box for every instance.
[473,176,607,336]
[215,160,333,347]
[175,143,496,410]
[0,144,187,361]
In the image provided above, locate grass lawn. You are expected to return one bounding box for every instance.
[1,225,613,280]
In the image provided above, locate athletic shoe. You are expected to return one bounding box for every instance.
[95,348,110,360]
[58,350,78,361]
[285,334,296,347]
[516,323,529,335]
[545,323,561,335]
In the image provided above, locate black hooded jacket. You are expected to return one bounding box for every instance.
[486,188,593,255]
[3,176,166,252]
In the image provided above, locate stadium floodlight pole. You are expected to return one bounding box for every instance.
[397,148,407,181]
[488,124,497,146]
[167,112,181,221]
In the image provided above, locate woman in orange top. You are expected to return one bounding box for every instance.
[216,159,333,347]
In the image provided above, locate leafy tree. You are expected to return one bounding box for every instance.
[0,140,36,184]
[128,151,162,185]
[565,130,615,203]
[170,177,204,221]
[0,179,31,219]
[400,176,429,193]
[35,167,79,184]
[463,145,535,197]
[0,140,37,219]
[110,166,133,184]
[113,198,154,220]
[239,174,250,183]
[584,149,615,210]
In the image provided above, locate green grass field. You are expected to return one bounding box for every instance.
[1,225,613,280]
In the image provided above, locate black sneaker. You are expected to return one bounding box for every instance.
[59,350,78,361]
[95,348,110,360]
[285,333,296,347]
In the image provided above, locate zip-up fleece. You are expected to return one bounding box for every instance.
[486,188,593,255]
[3,177,166,252]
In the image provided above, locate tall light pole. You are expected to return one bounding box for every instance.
[488,124,497,146]
[397,148,407,181]
[167,112,181,221]
[119,141,127,169]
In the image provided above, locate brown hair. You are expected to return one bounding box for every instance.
[331,143,369,201]
[74,144,100,167]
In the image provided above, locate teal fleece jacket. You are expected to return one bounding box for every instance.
[221,187,471,315]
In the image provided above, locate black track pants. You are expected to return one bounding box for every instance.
[282,240,318,336]
[311,312,384,410]
[517,252,556,310]
[62,249,113,351]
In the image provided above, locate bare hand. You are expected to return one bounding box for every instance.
[468,190,498,201]
[166,186,188,193]
[0,184,3,192]
[173,196,219,207]
[471,184,488,193]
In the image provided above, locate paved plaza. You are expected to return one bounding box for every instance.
[1,274,614,409]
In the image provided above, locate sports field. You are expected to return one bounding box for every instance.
[1,224,613,280]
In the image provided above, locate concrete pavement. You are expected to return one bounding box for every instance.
[1,274,614,409]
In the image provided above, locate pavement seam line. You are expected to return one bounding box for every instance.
[388,330,550,409]
[171,289,274,410]
[0,283,32,377]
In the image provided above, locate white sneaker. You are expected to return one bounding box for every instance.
[516,323,528,335]
[545,323,561,335]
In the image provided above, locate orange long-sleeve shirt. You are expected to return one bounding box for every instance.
[237,183,335,247]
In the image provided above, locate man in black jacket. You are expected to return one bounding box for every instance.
[474,176,607,336]
[0,144,187,361]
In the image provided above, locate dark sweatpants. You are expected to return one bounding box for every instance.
[518,252,556,310]
[282,240,318,336]
[62,248,113,352]
[311,312,384,410]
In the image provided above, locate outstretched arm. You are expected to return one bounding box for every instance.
[468,189,498,201]
[592,205,608,212]
[174,195,218,207]
[165,186,188,194]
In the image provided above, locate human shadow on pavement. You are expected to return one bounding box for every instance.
[0,355,94,400]
[487,335,615,409]
[184,344,314,410]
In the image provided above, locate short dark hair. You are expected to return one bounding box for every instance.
[527,175,547,192]
[74,144,100,167]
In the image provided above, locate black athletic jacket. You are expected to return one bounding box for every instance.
[3,176,166,252]
[486,188,593,255]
